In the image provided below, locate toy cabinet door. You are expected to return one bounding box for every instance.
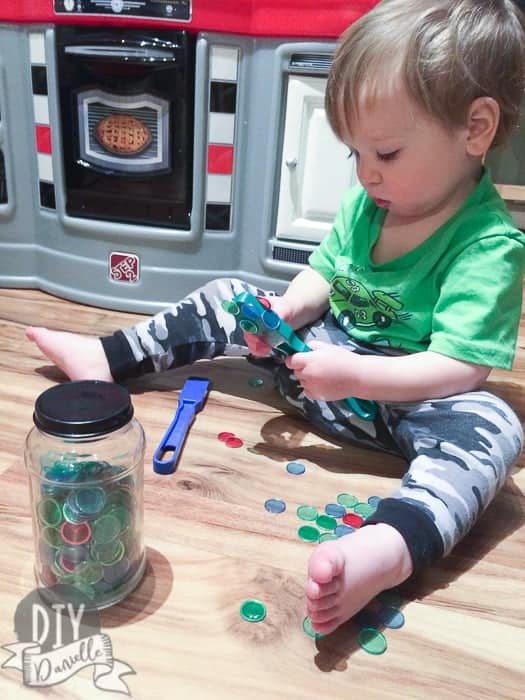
[275,75,358,244]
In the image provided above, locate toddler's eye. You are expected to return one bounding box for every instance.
[377,150,399,162]
[347,148,359,160]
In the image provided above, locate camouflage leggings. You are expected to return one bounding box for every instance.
[102,278,524,569]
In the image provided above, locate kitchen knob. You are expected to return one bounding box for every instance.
[285,156,298,169]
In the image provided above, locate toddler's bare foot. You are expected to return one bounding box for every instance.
[26,327,113,382]
[306,523,413,635]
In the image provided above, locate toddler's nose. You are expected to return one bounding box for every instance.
[357,160,382,187]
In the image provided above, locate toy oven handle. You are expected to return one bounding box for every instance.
[64,45,179,63]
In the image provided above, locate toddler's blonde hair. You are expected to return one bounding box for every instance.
[326,0,525,147]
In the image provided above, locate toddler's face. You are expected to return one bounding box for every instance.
[341,88,476,222]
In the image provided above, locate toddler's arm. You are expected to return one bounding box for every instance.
[274,266,331,327]
[286,345,491,403]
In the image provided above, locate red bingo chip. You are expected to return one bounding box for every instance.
[60,520,92,546]
[256,296,272,309]
[218,432,235,442]
[343,513,364,528]
[225,436,243,448]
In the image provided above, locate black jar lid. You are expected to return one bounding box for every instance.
[33,381,134,438]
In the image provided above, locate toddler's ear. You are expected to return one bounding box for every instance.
[465,97,500,157]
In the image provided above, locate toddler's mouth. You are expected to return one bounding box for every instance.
[373,197,391,208]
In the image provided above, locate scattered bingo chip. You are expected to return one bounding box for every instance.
[264,498,286,514]
[358,627,387,655]
[240,599,266,622]
[343,513,364,528]
[218,431,244,447]
[297,525,320,542]
[378,606,405,629]
[297,505,318,521]
[354,502,376,518]
[316,514,337,530]
[286,461,306,475]
[334,524,355,537]
[337,493,358,508]
[319,532,337,542]
[302,616,324,639]
[225,436,243,448]
[325,503,346,518]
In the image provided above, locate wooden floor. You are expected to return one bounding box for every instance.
[1,288,524,699]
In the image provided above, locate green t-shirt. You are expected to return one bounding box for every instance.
[309,170,525,370]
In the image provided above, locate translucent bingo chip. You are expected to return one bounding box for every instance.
[240,600,267,623]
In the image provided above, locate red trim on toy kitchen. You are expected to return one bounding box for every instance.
[35,124,52,154]
[207,145,234,175]
[0,1,380,38]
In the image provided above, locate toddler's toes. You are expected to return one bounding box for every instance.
[308,540,346,584]
[309,617,342,636]
[306,541,347,634]
[305,577,339,601]
[309,606,340,626]
[306,592,339,614]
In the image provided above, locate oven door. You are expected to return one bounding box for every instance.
[57,28,195,229]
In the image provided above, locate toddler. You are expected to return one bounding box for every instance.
[27,0,525,635]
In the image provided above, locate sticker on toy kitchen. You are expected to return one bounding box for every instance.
[110,252,140,283]
[1,585,135,693]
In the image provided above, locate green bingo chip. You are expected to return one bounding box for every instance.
[297,525,320,542]
[354,502,376,518]
[240,599,267,623]
[358,627,387,655]
[319,532,338,543]
[297,505,318,521]
[37,498,63,527]
[316,514,337,530]
[108,505,131,530]
[336,493,358,508]
[302,616,325,639]
[221,300,239,315]
[92,514,121,545]
[41,526,62,548]
[76,561,104,586]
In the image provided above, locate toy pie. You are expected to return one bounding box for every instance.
[95,114,151,155]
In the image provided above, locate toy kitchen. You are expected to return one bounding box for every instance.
[0,0,381,312]
[0,1,520,313]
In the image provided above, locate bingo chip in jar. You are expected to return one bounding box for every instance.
[25,381,146,610]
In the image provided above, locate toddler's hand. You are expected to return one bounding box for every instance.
[245,332,273,356]
[284,341,359,401]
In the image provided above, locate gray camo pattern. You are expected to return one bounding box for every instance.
[121,278,523,555]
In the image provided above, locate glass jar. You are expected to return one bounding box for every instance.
[24,380,146,610]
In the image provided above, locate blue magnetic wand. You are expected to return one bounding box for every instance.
[153,377,212,474]
[223,291,378,422]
